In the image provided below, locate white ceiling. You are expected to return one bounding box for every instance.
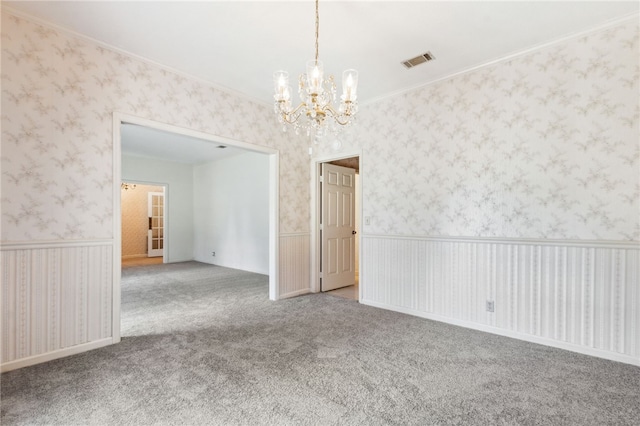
[5,1,638,163]
[5,1,638,106]
[121,124,247,164]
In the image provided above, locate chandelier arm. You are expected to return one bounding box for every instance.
[323,104,352,126]
[280,102,308,124]
[289,101,307,118]
[280,114,299,125]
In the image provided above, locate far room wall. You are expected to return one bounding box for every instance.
[193,151,270,275]
[122,151,270,274]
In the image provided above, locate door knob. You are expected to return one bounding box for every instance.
[352,230,357,235]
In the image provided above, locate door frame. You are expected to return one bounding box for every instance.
[310,150,362,297]
[113,112,280,343]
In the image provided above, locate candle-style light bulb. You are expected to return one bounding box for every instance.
[306,60,324,94]
[341,69,358,102]
[273,71,289,101]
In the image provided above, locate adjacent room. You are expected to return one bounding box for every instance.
[1,1,638,424]
[119,123,272,276]
[121,182,166,268]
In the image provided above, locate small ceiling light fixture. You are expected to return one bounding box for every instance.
[273,0,358,138]
[121,182,137,191]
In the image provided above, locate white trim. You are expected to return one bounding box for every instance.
[113,113,122,344]
[310,162,320,293]
[279,232,311,238]
[361,233,640,250]
[313,151,364,164]
[361,13,640,106]
[119,179,169,187]
[269,154,280,301]
[116,113,279,156]
[279,288,311,299]
[0,338,114,373]
[0,239,113,250]
[0,5,270,108]
[360,299,640,367]
[310,150,363,294]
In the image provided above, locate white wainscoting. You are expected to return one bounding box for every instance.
[1,240,114,372]
[360,235,640,366]
[279,233,310,298]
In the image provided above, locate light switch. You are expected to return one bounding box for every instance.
[364,216,371,226]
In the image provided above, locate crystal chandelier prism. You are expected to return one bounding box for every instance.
[273,0,358,137]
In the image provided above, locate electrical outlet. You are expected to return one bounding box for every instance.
[212,251,216,257]
[486,300,495,312]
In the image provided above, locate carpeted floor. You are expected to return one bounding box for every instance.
[1,261,639,425]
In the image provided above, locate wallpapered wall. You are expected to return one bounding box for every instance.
[320,18,639,242]
[121,184,163,257]
[1,12,310,242]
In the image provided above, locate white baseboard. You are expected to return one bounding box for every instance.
[360,299,640,367]
[1,338,114,373]
[279,288,310,299]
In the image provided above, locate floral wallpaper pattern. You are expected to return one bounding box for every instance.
[1,12,310,241]
[3,12,638,244]
[319,18,639,241]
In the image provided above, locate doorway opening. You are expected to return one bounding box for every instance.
[311,154,361,301]
[113,113,280,343]
[121,182,166,269]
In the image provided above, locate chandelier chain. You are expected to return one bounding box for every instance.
[314,0,319,64]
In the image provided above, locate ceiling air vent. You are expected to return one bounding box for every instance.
[402,51,435,69]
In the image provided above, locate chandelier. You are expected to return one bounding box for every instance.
[273,0,358,137]
[121,182,137,191]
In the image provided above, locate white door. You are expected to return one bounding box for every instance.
[147,191,164,257]
[321,163,356,291]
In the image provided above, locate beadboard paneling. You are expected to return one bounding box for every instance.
[279,234,310,298]
[1,241,113,369]
[361,235,640,365]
